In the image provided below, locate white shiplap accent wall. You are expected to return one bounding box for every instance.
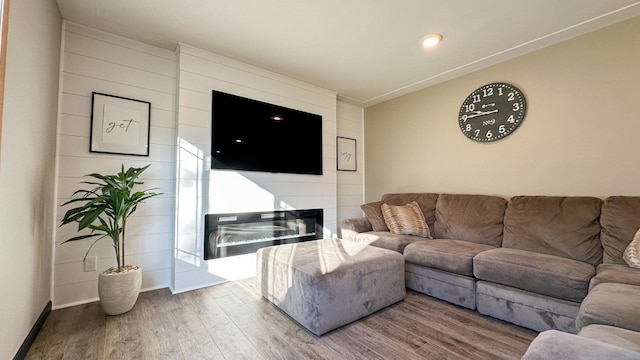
[174,43,338,292]
[54,22,177,308]
[54,23,354,300]
[336,102,365,235]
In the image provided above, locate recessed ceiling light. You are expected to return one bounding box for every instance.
[422,34,442,47]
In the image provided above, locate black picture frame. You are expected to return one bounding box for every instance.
[90,92,151,156]
[337,136,357,171]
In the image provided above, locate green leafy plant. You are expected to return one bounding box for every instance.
[60,164,162,272]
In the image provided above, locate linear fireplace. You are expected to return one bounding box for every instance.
[204,209,323,259]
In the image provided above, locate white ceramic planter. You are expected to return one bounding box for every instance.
[98,266,142,315]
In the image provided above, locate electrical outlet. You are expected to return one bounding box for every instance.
[84,256,97,272]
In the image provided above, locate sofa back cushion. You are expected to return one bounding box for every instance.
[600,196,640,264]
[433,194,507,247]
[503,196,602,265]
[360,201,388,231]
[381,193,439,232]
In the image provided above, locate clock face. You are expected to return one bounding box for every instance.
[458,83,526,142]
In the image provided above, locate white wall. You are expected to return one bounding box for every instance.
[54,22,176,308]
[336,101,364,234]
[0,1,61,358]
[364,16,640,201]
[173,43,339,292]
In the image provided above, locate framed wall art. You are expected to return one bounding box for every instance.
[90,92,151,156]
[337,136,357,171]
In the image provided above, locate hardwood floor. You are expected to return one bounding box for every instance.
[26,278,537,359]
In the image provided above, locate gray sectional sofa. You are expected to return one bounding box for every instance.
[341,193,640,357]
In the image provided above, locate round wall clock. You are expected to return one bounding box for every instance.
[458,82,527,142]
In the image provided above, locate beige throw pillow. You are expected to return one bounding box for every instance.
[623,228,640,268]
[381,201,432,238]
[360,201,388,231]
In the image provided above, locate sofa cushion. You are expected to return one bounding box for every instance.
[381,201,431,238]
[578,324,640,352]
[576,283,640,333]
[404,240,495,276]
[474,248,595,302]
[360,201,388,231]
[590,264,640,290]
[381,193,439,232]
[433,194,507,247]
[522,329,640,360]
[623,228,640,268]
[503,196,602,266]
[353,232,426,253]
[600,196,640,264]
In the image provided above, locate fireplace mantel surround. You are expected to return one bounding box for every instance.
[171,44,339,293]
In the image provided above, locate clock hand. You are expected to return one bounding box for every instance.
[462,109,498,121]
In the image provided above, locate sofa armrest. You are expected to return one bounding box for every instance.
[340,217,373,241]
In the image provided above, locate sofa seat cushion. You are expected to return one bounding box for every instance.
[590,264,640,291]
[578,324,640,352]
[474,248,595,302]
[433,194,507,247]
[503,196,602,266]
[404,239,495,276]
[576,283,640,333]
[522,330,640,360]
[353,231,426,253]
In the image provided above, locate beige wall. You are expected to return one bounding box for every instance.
[364,16,640,201]
[0,0,61,358]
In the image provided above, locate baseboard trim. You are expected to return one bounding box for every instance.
[13,300,51,360]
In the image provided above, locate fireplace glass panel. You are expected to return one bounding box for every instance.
[204,209,323,259]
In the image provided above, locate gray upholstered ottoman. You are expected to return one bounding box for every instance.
[257,238,405,336]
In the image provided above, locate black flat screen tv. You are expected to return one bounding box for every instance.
[211,90,323,175]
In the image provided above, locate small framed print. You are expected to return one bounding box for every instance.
[90,92,151,156]
[337,136,357,171]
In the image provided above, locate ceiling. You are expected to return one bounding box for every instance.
[56,0,640,107]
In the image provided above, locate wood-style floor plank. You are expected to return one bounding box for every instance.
[102,305,147,359]
[252,299,347,360]
[26,278,537,359]
[394,301,525,359]
[60,303,106,360]
[193,289,263,360]
[166,295,225,360]
[215,294,305,359]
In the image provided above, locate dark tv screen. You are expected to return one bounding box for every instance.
[211,90,323,175]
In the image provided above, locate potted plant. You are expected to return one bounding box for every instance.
[60,164,161,315]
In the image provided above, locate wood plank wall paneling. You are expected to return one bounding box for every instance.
[54,21,364,303]
[173,43,341,292]
[337,101,365,236]
[54,21,177,308]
